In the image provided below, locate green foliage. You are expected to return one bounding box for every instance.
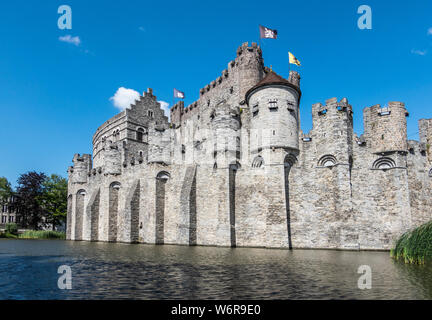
[19,230,65,239]
[1,172,67,233]
[0,177,12,204]
[5,223,18,235]
[15,172,67,230]
[40,174,68,230]
[15,171,47,229]
[391,220,432,264]
[0,231,18,239]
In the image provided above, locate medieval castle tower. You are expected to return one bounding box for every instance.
[67,42,432,250]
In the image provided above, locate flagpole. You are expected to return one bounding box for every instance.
[173,89,175,110]
[258,25,262,50]
[288,52,290,77]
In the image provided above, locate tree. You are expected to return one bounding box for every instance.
[15,171,47,230]
[0,177,13,204]
[41,174,68,230]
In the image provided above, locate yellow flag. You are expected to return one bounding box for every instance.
[289,52,301,66]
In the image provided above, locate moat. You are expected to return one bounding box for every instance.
[1,239,432,300]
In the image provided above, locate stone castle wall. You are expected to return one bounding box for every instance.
[67,43,432,250]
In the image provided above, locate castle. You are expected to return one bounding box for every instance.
[67,42,432,250]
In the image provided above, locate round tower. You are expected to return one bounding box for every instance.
[236,42,264,103]
[245,70,301,154]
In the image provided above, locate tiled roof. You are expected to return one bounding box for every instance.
[245,71,299,103]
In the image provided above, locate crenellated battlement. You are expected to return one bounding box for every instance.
[69,153,92,184]
[419,118,432,162]
[67,42,432,250]
[199,64,232,98]
[182,101,200,121]
[363,101,408,153]
[312,97,353,117]
[198,42,264,102]
[310,97,354,163]
[235,41,262,58]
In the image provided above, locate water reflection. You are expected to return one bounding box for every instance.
[392,260,432,299]
[0,239,431,299]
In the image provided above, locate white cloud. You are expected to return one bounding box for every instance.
[428,27,432,35]
[158,101,170,121]
[59,35,81,46]
[411,49,427,56]
[110,88,171,119]
[110,87,140,110]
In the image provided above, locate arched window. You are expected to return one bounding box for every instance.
[110,182,121,190]
[252,155,264,168]
[372,157,396,170]
[156,171,170,181]
[136,128,144,142]
[318,154,337,167]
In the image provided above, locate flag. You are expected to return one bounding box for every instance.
[174,88,185,99]
[259,25,277,39]
[289,52,301,66]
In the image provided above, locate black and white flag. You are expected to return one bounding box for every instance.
[173,88,185,99]
[259,25,278,39]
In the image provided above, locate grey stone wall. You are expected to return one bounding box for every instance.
[364,102,408,153]
[74,190,85,241]
[108,182,120,242]
[66,195,72,240]
[67,43,432,250]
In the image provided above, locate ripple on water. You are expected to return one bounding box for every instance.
[0,239,431,299]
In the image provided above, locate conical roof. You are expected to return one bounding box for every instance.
[245,70,301,104]
[254,71,291,87]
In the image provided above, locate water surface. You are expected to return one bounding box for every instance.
[1,239,431,299]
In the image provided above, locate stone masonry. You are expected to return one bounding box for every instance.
[67,42,432,250]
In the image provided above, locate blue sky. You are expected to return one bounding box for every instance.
[0,0,431,186]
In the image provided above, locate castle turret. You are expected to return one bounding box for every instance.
[103,141,122,175]
[245,70,301,155]
[236,42,264,103]
[311,97,353,164]
[363,101,408,154]
[419,118,432,162]
[288,71,301,87]
[170,101,184,129]
[211,100,240,168]
[69,154,92,184]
